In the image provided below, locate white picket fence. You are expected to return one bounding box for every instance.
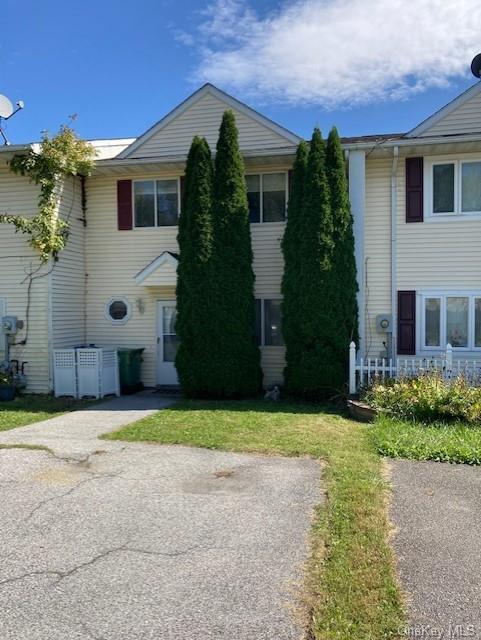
[349,341,481,394]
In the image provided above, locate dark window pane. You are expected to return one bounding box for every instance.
[262,173,286,222]
[157,180,179,226]
[246,174,261,223]
[109,301,128,321]
[255,299,262,345]
[134,181,155,227]
[264,299,283,346]
[462,162,481,212]
[475,299,481,347]
[424,298,440,347]
[163,335,180,362]
[433,164,455,214]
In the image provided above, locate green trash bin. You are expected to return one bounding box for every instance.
[117,348,145,395]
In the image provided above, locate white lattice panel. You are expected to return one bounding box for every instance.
[77,349,101,399]
[53,350,77,397]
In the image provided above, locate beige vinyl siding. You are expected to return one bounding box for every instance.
[363,157,392,357]
[418,90,481,137]
[397,157,481,289]
[51,176,86,349]
[128,93,294,159]
[0,162,51,392]
[85,167,288,387]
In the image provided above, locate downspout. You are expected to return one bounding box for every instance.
[390,146,399,359]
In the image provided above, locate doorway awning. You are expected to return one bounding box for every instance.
[134,251,178,286]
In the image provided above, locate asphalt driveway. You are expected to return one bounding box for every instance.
[0,434,319,639]
[389,459,481,639]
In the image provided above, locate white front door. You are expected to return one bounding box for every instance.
[157,301,179,385]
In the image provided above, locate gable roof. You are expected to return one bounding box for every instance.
[134,251,178,286]
[407,81,481,138]
[118,83,301,159]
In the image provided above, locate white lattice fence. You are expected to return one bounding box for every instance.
[349,342,481,394]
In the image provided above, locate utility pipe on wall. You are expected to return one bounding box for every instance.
[390,146,399,359]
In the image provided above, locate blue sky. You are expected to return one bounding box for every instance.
[0,0,478,144]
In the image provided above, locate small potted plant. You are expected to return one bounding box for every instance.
[0,370,16,401]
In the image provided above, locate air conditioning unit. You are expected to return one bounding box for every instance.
[376,314,393,333]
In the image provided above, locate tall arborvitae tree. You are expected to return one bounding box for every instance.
[289,128,337,399]
[207,110,262,397]
[175,136,214,397]
[281,141,309,390]
[326,127,359,383]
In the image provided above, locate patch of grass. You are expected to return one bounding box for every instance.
[370,415,481,465]
[105,399,405,639]
[0,395,92,432]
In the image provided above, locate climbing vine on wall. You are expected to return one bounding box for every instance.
[0,124,96,263]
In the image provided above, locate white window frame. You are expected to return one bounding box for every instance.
[132,177,181,229]
[425,155,481,219]
[420,291,481,352]
[105,297,132,325]
[246,171,288,224]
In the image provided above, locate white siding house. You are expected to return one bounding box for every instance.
[3,80,481,392]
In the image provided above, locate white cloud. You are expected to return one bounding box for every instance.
[186,0,481,107]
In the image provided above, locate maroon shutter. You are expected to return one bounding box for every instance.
[406,157,423,223]
[117,180,133,230]
[398,291,416,355]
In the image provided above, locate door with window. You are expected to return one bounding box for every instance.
[157,301,179,385]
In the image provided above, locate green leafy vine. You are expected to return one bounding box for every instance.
[0,124,96,263]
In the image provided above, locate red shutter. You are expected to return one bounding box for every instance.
[117,180,133,230]
[397,291,416,355]
[405,157,423,223]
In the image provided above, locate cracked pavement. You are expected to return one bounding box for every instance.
[0,394,321,639]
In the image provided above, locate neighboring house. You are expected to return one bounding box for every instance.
[2,80,481,393]
[345,81,481,361]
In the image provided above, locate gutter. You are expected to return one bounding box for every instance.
[342,132,481,151]
[390,146,399,359]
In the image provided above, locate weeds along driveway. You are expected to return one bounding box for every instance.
[0,394,320,640]
[389,459,481,639]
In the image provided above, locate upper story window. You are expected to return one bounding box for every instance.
[134,179,180,227]
[427,158,481,217]
[246,172,287,223]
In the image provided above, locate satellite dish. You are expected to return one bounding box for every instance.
[471,54,481,78]
[0,95,14,118]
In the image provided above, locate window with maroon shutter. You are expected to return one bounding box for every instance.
[406,157,423,223]
[398,290,416,355]
[117,180,133,230]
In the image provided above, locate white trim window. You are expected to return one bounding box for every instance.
[426,158,481,217]
[133,178,180,227]
[246,172,288,223]
[106,298,131,325]
[421,292,481,350]
[255,299,284,346]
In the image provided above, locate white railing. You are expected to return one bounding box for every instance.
[349,341,481,394]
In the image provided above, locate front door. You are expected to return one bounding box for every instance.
[156,301,179,385]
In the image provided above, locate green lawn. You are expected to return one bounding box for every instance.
[0,395,91,432]
[105,400,405,639]
[370,415,481,465]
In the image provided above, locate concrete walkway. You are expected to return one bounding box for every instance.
[389,459,481,639]
[0,392,321,639]
[0,392,175,458]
